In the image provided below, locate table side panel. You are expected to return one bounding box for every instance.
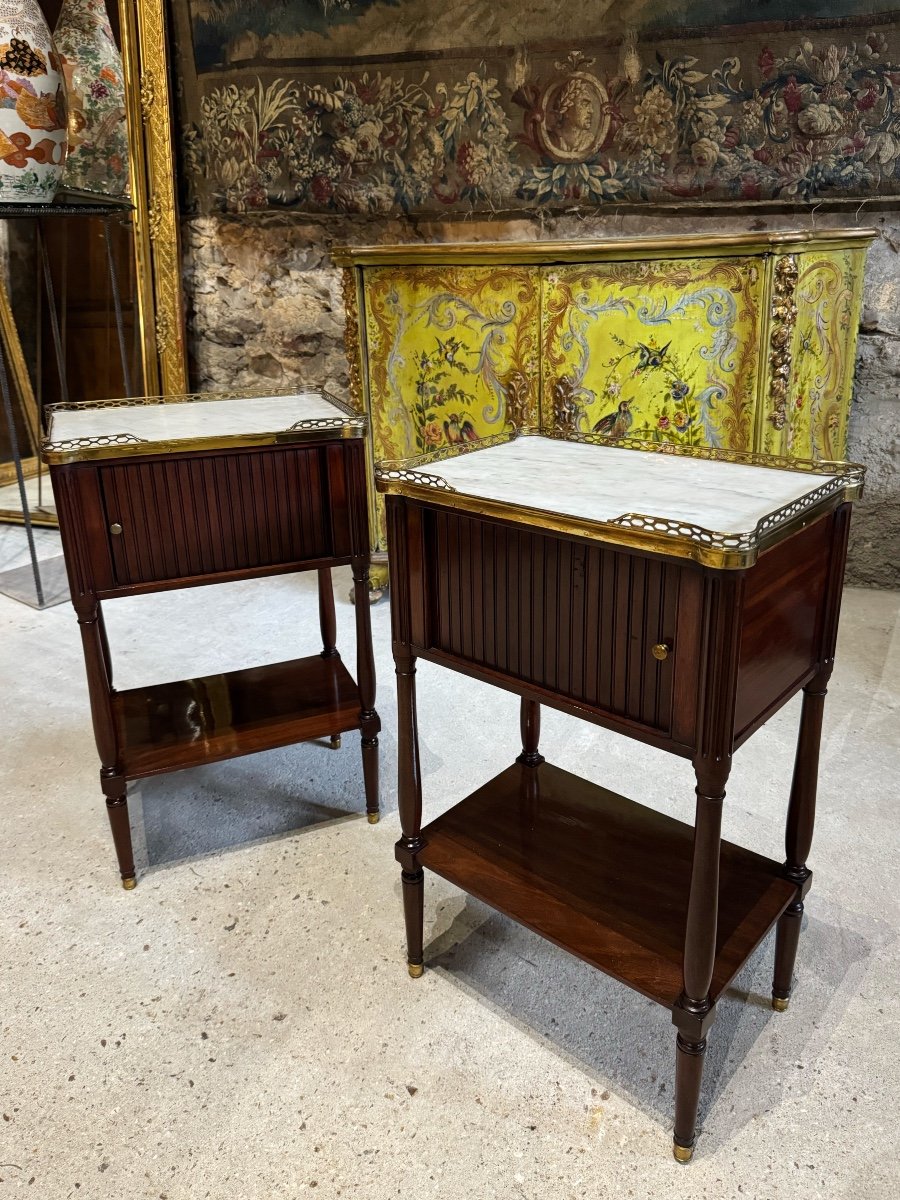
[337,438,375,562]
[417,504,686,737]
[51,465,116,602]
[734,512,835,741]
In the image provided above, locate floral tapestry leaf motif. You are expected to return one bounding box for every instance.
[179,14,900,214]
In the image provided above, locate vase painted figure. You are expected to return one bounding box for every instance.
[54,0,128,196]
[0,0,67,202]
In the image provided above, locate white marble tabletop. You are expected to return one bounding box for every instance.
[401,437,838,533]
[46,391,359,447]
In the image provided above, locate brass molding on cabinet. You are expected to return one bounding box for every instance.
[652,641,672,661]
[110,523,123,536]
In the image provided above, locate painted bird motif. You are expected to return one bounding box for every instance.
[633,341,671,372]
[443,413,479,444]
[436,336,466,368]
[592,398,633,438]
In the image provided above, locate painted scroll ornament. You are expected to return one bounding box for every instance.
[0,0,67,202]
[54,0,128,196]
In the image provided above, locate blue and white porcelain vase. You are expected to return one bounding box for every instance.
[0,0,67,202]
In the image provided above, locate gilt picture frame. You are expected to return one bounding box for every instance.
[117,0,188,395]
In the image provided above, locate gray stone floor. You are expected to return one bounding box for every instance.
[1,526,898,1199]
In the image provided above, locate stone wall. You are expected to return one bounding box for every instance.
[183,208,900,589]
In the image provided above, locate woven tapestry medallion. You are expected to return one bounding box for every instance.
[176,1,900,214]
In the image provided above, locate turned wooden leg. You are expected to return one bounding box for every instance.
[77,600,133,889]
[352,556,380,822]
[674,1034,707,1161]
[361,733,379,822]
[318,567,338,659]
[395,652,425,977]
[671,755,730,1162]
[401,866,425,976]
[103,771,135,889]
[517,698,544,767]
[97,605,113,687]
[772,676,828,1010]
[348,561,389,605]
[772,902,803,1011]
[319,569,342,750]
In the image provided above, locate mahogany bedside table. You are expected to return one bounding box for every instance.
[43,389,380,889]
[378,431,863,1162]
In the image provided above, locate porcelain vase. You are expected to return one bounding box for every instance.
[54,0,128,196]
[0,0,68,203]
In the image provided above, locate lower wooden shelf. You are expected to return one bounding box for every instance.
[418,762,795,1008]
[113,654,361,779]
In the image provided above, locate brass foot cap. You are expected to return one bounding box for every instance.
[408,962,424,979]
[121,876,137,891]
[330,734,342,750]
[367,812,380,824]
[772,996,789,1012]
[673,1142,694,1164]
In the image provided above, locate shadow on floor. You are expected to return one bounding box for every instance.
[129,733,381,874]
[423,896,871,1155]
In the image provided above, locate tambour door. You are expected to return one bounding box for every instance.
[424,507,689,738]
[540,257,767,451]
[98,446,333,588]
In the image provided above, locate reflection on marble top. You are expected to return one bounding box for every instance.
[46,392,356,445]
[406,438,836,533]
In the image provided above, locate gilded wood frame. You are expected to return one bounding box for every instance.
[117,0,189,396]
[0,273,42,520]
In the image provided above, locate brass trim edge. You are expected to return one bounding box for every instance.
[539,430,863,479]
[42,420,367,465]
[45,385,357,416]
[378,429,518,475]
[333,229,878,268]
[42,389,367,464]
[375,434,864,570]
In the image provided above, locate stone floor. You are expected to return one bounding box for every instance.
[1,525,898,1199]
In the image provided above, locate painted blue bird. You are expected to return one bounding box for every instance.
[633,341,671,372]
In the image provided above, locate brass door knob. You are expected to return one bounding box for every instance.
[651,641,672,661]
[110,522,123,536]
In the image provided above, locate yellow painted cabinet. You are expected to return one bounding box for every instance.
[337,231,873,551]
[541,257,766,450]
[362,265,540,466]
[782,248,866,461]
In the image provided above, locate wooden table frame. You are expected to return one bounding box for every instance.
[384,475,852,1161]
[48,425,380,889]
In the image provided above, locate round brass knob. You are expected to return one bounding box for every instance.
[651,641,672,661]
[110,522,123,536]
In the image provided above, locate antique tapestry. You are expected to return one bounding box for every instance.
[173,1,900,214]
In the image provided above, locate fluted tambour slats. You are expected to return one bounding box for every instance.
[430,510,679,733]
[99,447,330,587]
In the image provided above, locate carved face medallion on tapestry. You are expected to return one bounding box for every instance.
[537,71,609,163]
